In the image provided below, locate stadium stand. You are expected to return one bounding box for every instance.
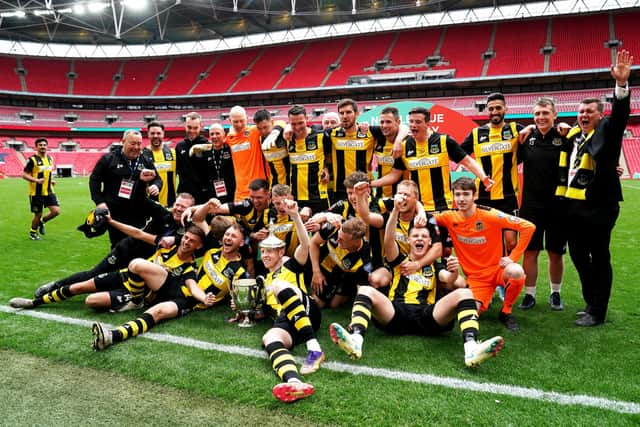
[72,60,120,96]
[115,59,169,97]
[192,49,261,94]
[0,147,25,176]
[323,33,396,86]
[154,55,211,96]
[623,138,640,176]
[0,56,22,92]
[22,58,71,94]
[614,11,640,55]
[386,28,441,71]
[278,38,347,89]
[549,14,611,72]
[233,44,303,92]
[438,23,492,78]
[486,20,547,76]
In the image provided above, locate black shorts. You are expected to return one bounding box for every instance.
[375,302,454,336]
[94,270,127,291]
[271,295,321,347]
[30,194,59,213]
[315,267,364,304]
[478,197,519,216]
[107,289,134,311]
[519,204,567,254]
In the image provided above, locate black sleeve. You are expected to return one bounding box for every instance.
[23,157,34,173]
[460,131,474,155]
[369,125,384,141]
[89,153,109,205]
[446,135,467,163]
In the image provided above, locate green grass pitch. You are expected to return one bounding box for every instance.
[1,177,639,426]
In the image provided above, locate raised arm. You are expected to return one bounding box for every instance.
[384,196,401,262]
[353,181,384,228]
[107,215,156,245]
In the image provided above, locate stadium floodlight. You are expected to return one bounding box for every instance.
[0,10,26,18]
[87,2,109,13]
[73,4,86,15]
[122,0,147,11]
[34,10,55,16]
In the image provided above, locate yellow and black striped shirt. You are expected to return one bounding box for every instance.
[395,134,466,211]
[288,130,328,202]
[387,253,439,305]
[143,145,176,207]
[264,257,308,315]
[262,123,290,188]
[24,154,55,196]
[191,247,247,305]
[324,127,378,194]
[461,122,522,203]
[318,223,371,284]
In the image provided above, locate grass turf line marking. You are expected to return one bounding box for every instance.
[2,305,639,415]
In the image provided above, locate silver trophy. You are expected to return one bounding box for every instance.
[230,278,264,327]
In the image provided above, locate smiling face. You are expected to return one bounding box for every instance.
[122,132,142,160]
[179,230,203,256]
[148,125,164,149]
[230,110,247,133]
[380,112,400,139]
[408,226,431,259]
[221,225,244,255]
[261,246,286,271]
[171,195,195,223]
[487,99,507,127]
[288,113,308,140]
[185,117,202,141]
[577,101,603,134]
[533,104,557,135]
[209,124,226,149]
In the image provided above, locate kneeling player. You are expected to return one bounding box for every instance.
[330,192,504,367]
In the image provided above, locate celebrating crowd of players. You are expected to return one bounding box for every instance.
[12,50,633,403]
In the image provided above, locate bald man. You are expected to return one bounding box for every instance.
[225,105,269,201]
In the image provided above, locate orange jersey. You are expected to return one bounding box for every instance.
[434,206,535,284]
[226,126,268,200]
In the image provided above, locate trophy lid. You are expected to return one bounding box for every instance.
[259,234,285,248]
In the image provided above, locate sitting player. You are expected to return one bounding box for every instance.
[433,177,535,331]
[10,215,204,312]
[329,191,504,367]
[92,222,248,350]
[309,217,372,308]
[259,199,324,403]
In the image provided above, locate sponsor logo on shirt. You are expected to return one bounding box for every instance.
[457,234,486,245]
[231,141,251,152]
[408,156,439,169]
[480,141,512,154]
[335,139,366,149]
[289,152,317,163]
[263,148,288,161]
[376,154,395,165]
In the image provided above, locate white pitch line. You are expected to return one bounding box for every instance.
[1,305,639,415]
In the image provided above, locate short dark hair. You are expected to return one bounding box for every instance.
[253,109,271,124]
[486,92,506,104]
[338,98,358,113]
[249,178,269,192]
[534,97,556,111]
[147,121,165,131]
[344,171,369,189]
[288,105,306,117]
[580,97,604,113]
[452,177,477,194]
[34,137,48,147]
[409,106,430,122]
[380,106,399,119]
[185,225,206,243]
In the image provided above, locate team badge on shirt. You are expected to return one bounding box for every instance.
[552,138,563,146]
[429,143,440,154]
[475,221,484,231]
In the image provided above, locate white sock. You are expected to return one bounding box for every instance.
[525,286,537,297]
[464,340,477,355]
[550,282,561,293]
[351,332,364,347]
[306,338,321,352]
